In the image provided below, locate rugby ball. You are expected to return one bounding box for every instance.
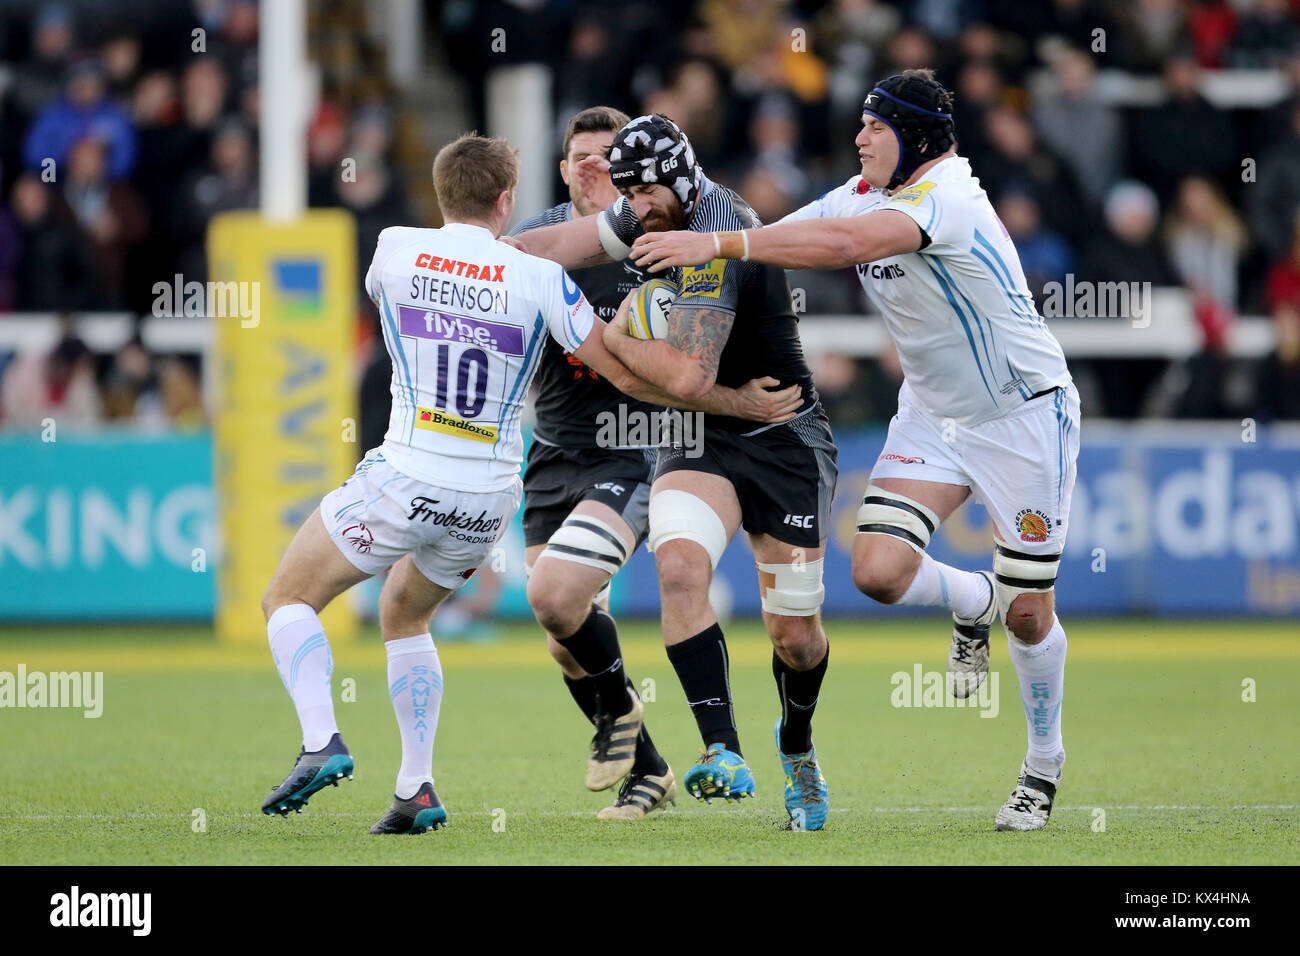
[627,277,678,340]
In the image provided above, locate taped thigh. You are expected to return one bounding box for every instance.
[855,484,940,553]
[756,558,825,617]
[993,538,1060,618]
[647,489,729,570]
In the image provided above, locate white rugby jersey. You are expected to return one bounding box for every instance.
[364,222,594,491]
[782,156,1071,425]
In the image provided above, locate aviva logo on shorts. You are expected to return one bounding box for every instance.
[415,407,498,443]
[681,259,725,297]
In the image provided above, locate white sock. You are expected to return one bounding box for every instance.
[896,552,992,619]
[267,603,338,752]
[387,633,442,799]
[1006,615,1068,775]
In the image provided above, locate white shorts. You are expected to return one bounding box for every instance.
[319,449,522,589]
[870,384,1081,554]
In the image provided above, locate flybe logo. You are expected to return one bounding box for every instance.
[397,305,524,355]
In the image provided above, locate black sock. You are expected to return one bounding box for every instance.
[773,645,829,754]
[666,623,741,756]
[625,677,668,776]
[563,673,667,775]
[557,605,631,717]
[562,673,601,722]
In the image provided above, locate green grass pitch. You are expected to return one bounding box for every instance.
[1,618,1296,865]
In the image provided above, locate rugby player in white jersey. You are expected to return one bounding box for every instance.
[256,133,794,834]
[632,70,1080,832]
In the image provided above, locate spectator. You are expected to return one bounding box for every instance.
[22,59,138,182]
[8,174,94,311]
[0,330,102,430]
[998,188,1074,301]
[1083,180,1178,288]
[102,31,143,102]
[1165,174,1247,311]
[1128,51,1236,203]
[334,154,411,297]
[102,338,159,424]
[1115,0,1192,72]
[1247,101,1300,264]
[1227,0,1299,69]
[1257,214,1300,420]
[953,59,1003,182]
[175,118,258,282]
[1032,47,1123,209]
[58,135,148,309]
[979,107,1089,246]
[814,0,901,146]
[157,357,206,429]
[1079,181,1176,418]
[9,5,77,127]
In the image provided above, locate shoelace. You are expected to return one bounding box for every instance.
[788,757,821,803]
[1009,785,1041,814]
[590,714,616,760]
[952,634,976,665]
[613,774,640,806]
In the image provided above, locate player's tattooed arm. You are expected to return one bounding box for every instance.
[604,304,733,401]
[664,306,734,397]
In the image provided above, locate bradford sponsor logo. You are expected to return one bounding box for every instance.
[397,305,523,354]
[415,407,498,443]
[1016,508,1051,543]
[879,453,925,464]
[680,260,724,297]
[407,496,504,535]
[414,254,505,282]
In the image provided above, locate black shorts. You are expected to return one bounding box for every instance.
[654,405,838,548]
[522,441,657,547]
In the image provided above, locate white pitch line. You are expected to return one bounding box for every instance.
[3,804,1296,822]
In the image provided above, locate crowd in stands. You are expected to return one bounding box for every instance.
[2,0,1300,429]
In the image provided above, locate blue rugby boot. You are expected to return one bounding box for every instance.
[774,718,828,831]
[683,743,756,803]
[370,782,448,834]
[261,732,354,816]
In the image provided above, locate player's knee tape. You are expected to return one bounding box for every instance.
[756,558,825,617]
[540,515,630,577]
[855,484,940,553]
[992,538,1060,618]
[647,490,729,570]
